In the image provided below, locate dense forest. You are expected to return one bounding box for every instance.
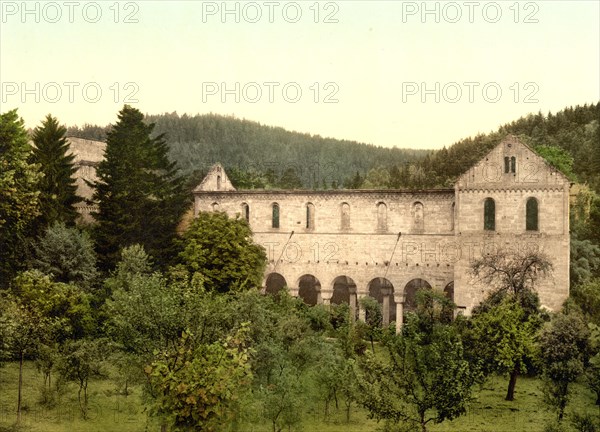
[66,114,429,189]
[67,103,600,192]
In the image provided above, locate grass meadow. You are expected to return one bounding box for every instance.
[1,361,598,432]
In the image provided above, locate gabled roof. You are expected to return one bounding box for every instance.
[455,135,571,188]
[193,163,236,192]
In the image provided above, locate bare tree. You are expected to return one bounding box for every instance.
[470,249,553,401]
[472,249,553,299]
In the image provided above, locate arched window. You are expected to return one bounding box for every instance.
[526,197,538,231]
[212,202,220,212]
[217,175,222,190]
[377,202,387,232]
[241,203,250,223]
[510,156,516,173]
[484,198,495,231]
[306,203,315,229]
[272,203,280,228]
[341,203,350,230]
[451,202,455,231]
[504,156,510,173]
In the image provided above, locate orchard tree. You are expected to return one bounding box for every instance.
[145,328,253,432]
[469,298,540,401]
[471,249,553,301]
[539,313,590,422]
[0,109,41,288]
[30,114,80,229]
[356,315,480,432]
[57,338,107,419]
[91,105,187,270]
[0,296,50,424]
[179,211,266,293]
[470,249,551,401]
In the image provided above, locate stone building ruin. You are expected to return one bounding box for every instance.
[193,136,571,331]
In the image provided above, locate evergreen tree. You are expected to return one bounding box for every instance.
[30,114,80,229]
[91,105,187,271]
[0,109,41,288]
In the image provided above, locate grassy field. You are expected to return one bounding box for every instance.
[1,361,598,432]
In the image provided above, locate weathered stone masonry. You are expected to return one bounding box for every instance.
[193,136,570,330]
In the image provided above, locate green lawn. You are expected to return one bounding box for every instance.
[1,361,598,432]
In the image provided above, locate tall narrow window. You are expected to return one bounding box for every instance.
[306,203,315,229]
[217,175,222,190]
[272,203,280,228]
[526,197,538,231]
[484,198,495,231]
[451,202,455,231]
[413,202,424,232]
[510,156,516,173]
[377,202,387,232]
[341,203,350,230]
[504,157,510,173]
[241,203,250,223]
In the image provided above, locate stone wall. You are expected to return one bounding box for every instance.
[192,136,571,325]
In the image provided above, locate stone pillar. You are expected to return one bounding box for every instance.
[381,287,391,327]
[395,293,406,334]
[315,281,322,305]
[321,290,333,307]
[348,284,357,323]
[289,286,299,298]
[357,295,366,323]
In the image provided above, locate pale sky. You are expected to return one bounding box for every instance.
[1,0,598,149]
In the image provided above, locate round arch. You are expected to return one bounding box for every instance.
[368,277,396,323]
[297,274,321,306]
[403,278,432,313]
[265,272,287,296]
[330,275,357,305]
[444,281,454,302]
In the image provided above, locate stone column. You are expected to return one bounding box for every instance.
[289,286,299,298]
[357,295,366,323]
[395,295,405,334]
[381,286,392,327]
[348,284,357,323]
[321,290,333,307]
[315,281,322,305]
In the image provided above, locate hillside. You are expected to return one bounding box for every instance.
[67,113,428,189]
[66,102,599,191]
[416,102,600,190]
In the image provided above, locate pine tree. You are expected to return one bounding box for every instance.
[91,105,187,271]
[30,114,80,229]
[0,109,41,288]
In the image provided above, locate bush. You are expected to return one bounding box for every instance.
[571,412,598,432]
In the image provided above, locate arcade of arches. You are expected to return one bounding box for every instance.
[265,272,455,332]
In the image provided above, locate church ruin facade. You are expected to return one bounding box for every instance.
[193,136,570,330]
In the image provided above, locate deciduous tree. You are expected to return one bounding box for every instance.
[179,211,266,293]
[356,316,479,432]
[539,313,590,422]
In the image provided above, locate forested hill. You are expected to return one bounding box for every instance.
[66,102,599,190]
[67,113,428,189]
[416,102,600,191]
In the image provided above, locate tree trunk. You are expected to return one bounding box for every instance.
[420,411,428,432]
[506,367,518,401]
[161,423,167,432]
[17,351,24,424]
